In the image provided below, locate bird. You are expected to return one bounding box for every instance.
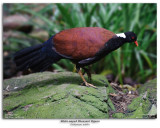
[14,27,138,88]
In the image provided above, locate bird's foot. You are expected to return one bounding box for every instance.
[81,82,97,89]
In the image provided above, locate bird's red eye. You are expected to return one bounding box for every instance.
[132,37,135,39]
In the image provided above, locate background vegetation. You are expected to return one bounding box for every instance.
[3,3,157,83]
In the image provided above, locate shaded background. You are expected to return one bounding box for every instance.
[3,3,157,84]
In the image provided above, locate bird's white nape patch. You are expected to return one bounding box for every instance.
[116,33,126,38]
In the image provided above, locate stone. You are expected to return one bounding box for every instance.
[3,72,109,119]
[3,72,157,119]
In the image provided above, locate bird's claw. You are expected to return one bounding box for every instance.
[81,82,97,89]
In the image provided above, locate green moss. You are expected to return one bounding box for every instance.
[3,72,156,119]
[4,95,108,119]
[112,113,126,119]
[142,97,152,114]
[78,95,108,113]
[3,72,110,119]
[127,91,153,119]
[127,90,152,117]
[138,79,157,100]
[107,98,116,111]
[127,95,142,112]
[92,74,109,86]
[128,105,144,119]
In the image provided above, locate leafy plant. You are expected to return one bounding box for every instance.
[3,3,157,83]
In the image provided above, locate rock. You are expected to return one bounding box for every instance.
[112,113,126,119]
[3,14,33,33]
[148,104,157,117]
[126,79,157,119]
[3,72,157,119]
[138,79,157,105]
[3,72,110,119]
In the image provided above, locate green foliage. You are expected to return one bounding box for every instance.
[3,3,157,83]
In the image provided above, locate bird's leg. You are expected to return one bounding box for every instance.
[82,67,92,82]
[88,65,92,82]
[76,66,97,88]
[78,70,97,88]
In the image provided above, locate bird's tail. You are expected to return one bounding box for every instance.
[14,36,62,72]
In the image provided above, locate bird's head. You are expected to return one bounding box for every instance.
[124,32,138,46]
[116,32,138,46]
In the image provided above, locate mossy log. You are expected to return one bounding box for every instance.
[3,72,157,119]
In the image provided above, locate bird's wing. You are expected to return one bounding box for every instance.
[77,56,99,66]
[53,27,115,60]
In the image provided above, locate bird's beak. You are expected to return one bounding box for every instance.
[134,41,138,46]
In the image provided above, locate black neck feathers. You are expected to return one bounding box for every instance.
[95,37,126,58]
[105,37,126,51]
